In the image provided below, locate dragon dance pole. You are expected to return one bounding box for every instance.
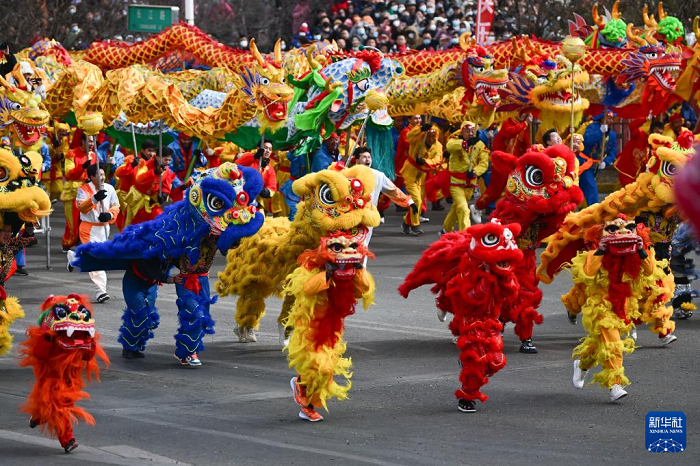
[344,114,370,165]
[561,36,586,150]
[158,120,163,198]
[130,123,139,165]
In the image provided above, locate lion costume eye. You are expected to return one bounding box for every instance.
[481,233,499,247]
[330,242,343,252]
[0,166,8,183]
[318,183,335,205]
[661,161,678,178]
[524,166,544,187]
[53,305,68,319]
[206,194,224,212]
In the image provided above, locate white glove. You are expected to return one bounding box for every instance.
[599,124,608,133]
[599,161,607,170]
[205,148,214,156]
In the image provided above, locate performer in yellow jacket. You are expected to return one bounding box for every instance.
[441,121,489,233]
[400,123,442,236]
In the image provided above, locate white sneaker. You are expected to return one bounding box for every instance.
[278,323,291,347]
[438,228,446,238]
[420,216,430,223]
[630,327,637,342]
[660,333,677,346]
[452,335,459,345]
[609,384,628,402]
[572,359,588,389]
[469,204,482,224]
[234,326,247,343]
[437,309,447,322]
[380,216,385,224]
[245,327,257,342]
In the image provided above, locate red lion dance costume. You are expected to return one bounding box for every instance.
[20,294,109,452]
[399,219,524,412]
[284,228,375,422]
[476,144,583,353]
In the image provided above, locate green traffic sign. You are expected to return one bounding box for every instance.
[127,5,180,33]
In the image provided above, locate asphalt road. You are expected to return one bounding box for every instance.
[0,204,697,466]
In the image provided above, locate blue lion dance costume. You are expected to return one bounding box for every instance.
[72,163,263,364]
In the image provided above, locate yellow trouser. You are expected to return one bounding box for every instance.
[579,326,624,388]
[403,171,427,226]
[442,186,474,232]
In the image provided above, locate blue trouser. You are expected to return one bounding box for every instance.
[15,248,25,267]
[118,273,160,352]
[174,276,216,359]
[579,169,599,206]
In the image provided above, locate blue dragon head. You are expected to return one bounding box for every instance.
[309,49,403,130]
[189,162,265,254]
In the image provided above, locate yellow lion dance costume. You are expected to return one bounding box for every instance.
[216,163,379,343]
[0,148,52,356]
[538,131,697,342]
[284,228,375,421]
[568,216,673,402]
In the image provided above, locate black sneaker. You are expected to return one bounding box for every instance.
[401,222,411,235]
[519,339,538,354]
[15,267,28,276]
[567,312,577,325]
[29,417,39,428]
[410,226,424,235]
[122,348,145,359]
[64,438,78,453]
[457,399,476,413]
[62,246,71,253]
[96,293,110,304]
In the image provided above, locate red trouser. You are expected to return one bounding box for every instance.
[62,199,80,248]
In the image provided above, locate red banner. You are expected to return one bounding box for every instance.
[476,0,495,44]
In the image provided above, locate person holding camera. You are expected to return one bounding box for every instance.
[74,164,120,303]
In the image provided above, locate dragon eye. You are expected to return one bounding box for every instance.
[481,233,500,247]
[472,65,485,73]
[661,161,678,178]
[0,167,7,182]
[280,76,285,83]
[356,79,369,91]
[206,194,224,212]
[318,183,334,205]
[9,102,21,111]
[54,305,68,319]
[259,77,270,86]
[524,166,544,187]
[645,52,658,59]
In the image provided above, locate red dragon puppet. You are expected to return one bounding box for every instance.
[476,144,583,353]
[20,294,109,453]
[399,219,524,412]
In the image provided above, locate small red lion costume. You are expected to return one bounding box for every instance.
[476,144,583,352]
[20,294,109,453]
[399,219,524,411]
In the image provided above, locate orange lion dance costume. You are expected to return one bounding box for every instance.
[20,294,109,452]
[399,219,524,412]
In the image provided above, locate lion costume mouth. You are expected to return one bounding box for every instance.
[52,321,95,349]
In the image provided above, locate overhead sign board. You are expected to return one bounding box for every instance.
[128,5,179,33]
